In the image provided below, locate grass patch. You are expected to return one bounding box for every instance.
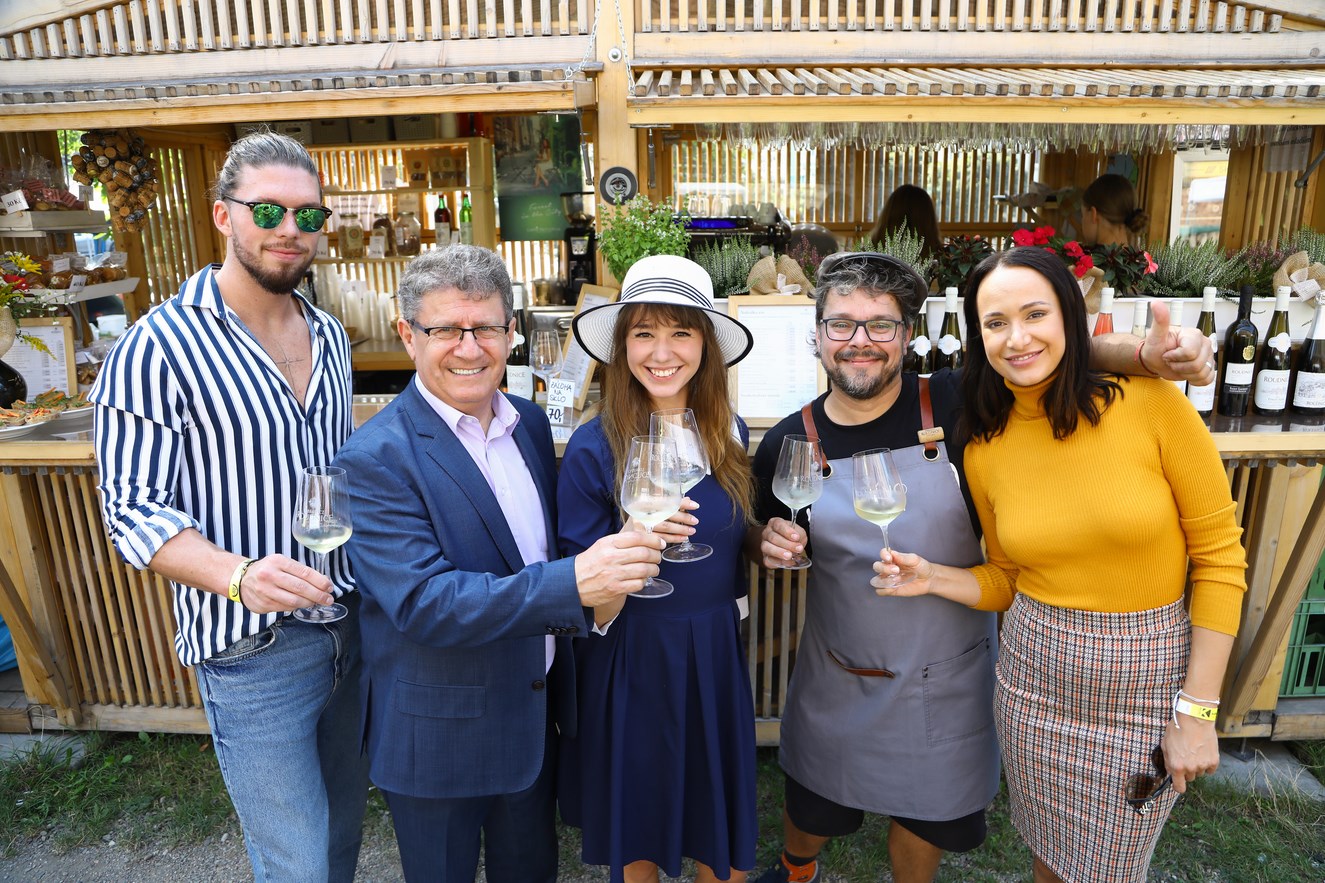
[2,736,1322,880]
[0,731,233,855]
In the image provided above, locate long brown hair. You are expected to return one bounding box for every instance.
[959,247,1122,443]
[598,303,754,524]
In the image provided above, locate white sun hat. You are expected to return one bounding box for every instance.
[572,254,755,366]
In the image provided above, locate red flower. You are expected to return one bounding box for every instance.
[1032,226,1055,246]
[1064,240,1085,259]
[1143,251,1157,274]
[1072,255,1095,278]
[1012,228,1035,247]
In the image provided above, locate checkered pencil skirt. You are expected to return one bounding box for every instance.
[995,594,1189,883]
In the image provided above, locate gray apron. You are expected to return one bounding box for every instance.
[779,397,1001,821]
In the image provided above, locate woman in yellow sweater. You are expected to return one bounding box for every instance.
[876,246,1246,883]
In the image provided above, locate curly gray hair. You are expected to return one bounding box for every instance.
[396,245,513,323]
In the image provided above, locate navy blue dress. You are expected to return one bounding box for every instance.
[556,416,758,881]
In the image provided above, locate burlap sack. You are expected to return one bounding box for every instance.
[1077,266,1106,314]
[747,254,813,296]
[1273,251,1325,300]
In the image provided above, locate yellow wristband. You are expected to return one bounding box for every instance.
[227,558,257,606]
[1174,697,1218,722]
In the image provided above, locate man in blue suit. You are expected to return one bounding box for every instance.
[335,245,663,882]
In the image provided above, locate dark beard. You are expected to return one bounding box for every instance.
[231,236,313,295]
[825,347,902,400]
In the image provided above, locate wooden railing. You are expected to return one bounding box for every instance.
[636,0,1283,33]
[0,0,1293,61]
[0,0,597,59]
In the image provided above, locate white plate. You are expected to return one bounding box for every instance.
[53,405,94,431]
[0,422,43,441]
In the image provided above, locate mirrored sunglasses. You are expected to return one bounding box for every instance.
[224,197,332,233]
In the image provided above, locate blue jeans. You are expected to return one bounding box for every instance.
[195,593,368,883]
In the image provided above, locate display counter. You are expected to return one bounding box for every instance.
[0,405,1322,741]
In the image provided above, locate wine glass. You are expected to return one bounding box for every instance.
[852,447,915,589]
[649,407,713,563]
[619,436,683,598]
[291,465,353,623]
[771,434,823,570]
[530,329,563,393]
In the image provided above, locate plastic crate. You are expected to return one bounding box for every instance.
[350,117,392,143]
[394,114,439,141]
[1281,554,1325,696]
[310,118,350,144]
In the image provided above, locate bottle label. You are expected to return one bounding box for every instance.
[460,221,474,245]
[1241,344,1255,361]
[1223,362,1254,386]
[1293,374,1325,409]
[1186,380,1215,411]
[1254,369,1290,409]
[912,335,932,356]
[1266,331,1291,354]
[937,334,961,355]
[1208,333,1218,356]
[505,365,534,399]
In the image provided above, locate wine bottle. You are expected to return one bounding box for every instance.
[504,284,534,398]
[903,304,934,376]
[1186,286,1218,417]
[434,194,453,242]
[1293,291,1325,416]
[1130,299,1150,339]
[1092,287,1115,337]
[1253,285,1292,415]
[1168,299,1187,394]
[933,287,964,372]
[459,192,474,245]
[1218,284,1258,418]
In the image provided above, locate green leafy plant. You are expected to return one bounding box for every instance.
[1283,227,1325,265]
[933,234,994,293]
[1234,242,1289,294]
[1143,240,1243,298]
[596,196,691,283]
[691,237,761,298]
[847,224,934,283]
[1089,243,1158,295]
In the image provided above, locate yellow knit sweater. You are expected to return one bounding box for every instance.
[966,375,1247,636]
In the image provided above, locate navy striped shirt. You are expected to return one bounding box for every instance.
[91,264,355,666]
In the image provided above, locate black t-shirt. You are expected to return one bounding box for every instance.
[752,369,979,536]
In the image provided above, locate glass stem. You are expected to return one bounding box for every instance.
[880,525,890,557]
[642,525,655,587]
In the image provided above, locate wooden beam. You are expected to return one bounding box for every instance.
[621,97,1325,127]
[1224,472,1325,721]
[634,30,1325,64]
[0,0,120,36]
[0,84,580,131]
[1,36,593,88]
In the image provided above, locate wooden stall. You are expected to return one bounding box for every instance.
[1,0,1325,740]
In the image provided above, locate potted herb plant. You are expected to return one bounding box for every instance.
[597,196,691,284]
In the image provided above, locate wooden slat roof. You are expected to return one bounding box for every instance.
[624,64,1325,124]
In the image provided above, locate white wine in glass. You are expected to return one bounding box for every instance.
[649,407,713,563]
[292,465,352,623]
[771,434,823,570]
[619,436,682,598]
[852,447,915,588]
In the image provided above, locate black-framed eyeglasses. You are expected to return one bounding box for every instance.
[408,319,510,343]
[1125,747,1173,816]
[819,317,903,343]
[223,197,333,233]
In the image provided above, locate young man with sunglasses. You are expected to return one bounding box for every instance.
[747,251,1216,883]
[92,131,367,881]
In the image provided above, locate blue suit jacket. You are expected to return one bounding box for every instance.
[335,382,584,799]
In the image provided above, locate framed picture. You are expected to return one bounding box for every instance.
[727,296,827,428]
[7,317,77,398]
[560,283,619,412]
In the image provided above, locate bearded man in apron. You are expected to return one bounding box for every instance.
[748,252,1218,883]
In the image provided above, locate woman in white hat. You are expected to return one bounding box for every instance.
[557,254,757,883]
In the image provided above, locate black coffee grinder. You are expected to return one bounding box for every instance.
[561,191,596,299]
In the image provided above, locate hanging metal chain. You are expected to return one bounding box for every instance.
[567,0,602,80]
